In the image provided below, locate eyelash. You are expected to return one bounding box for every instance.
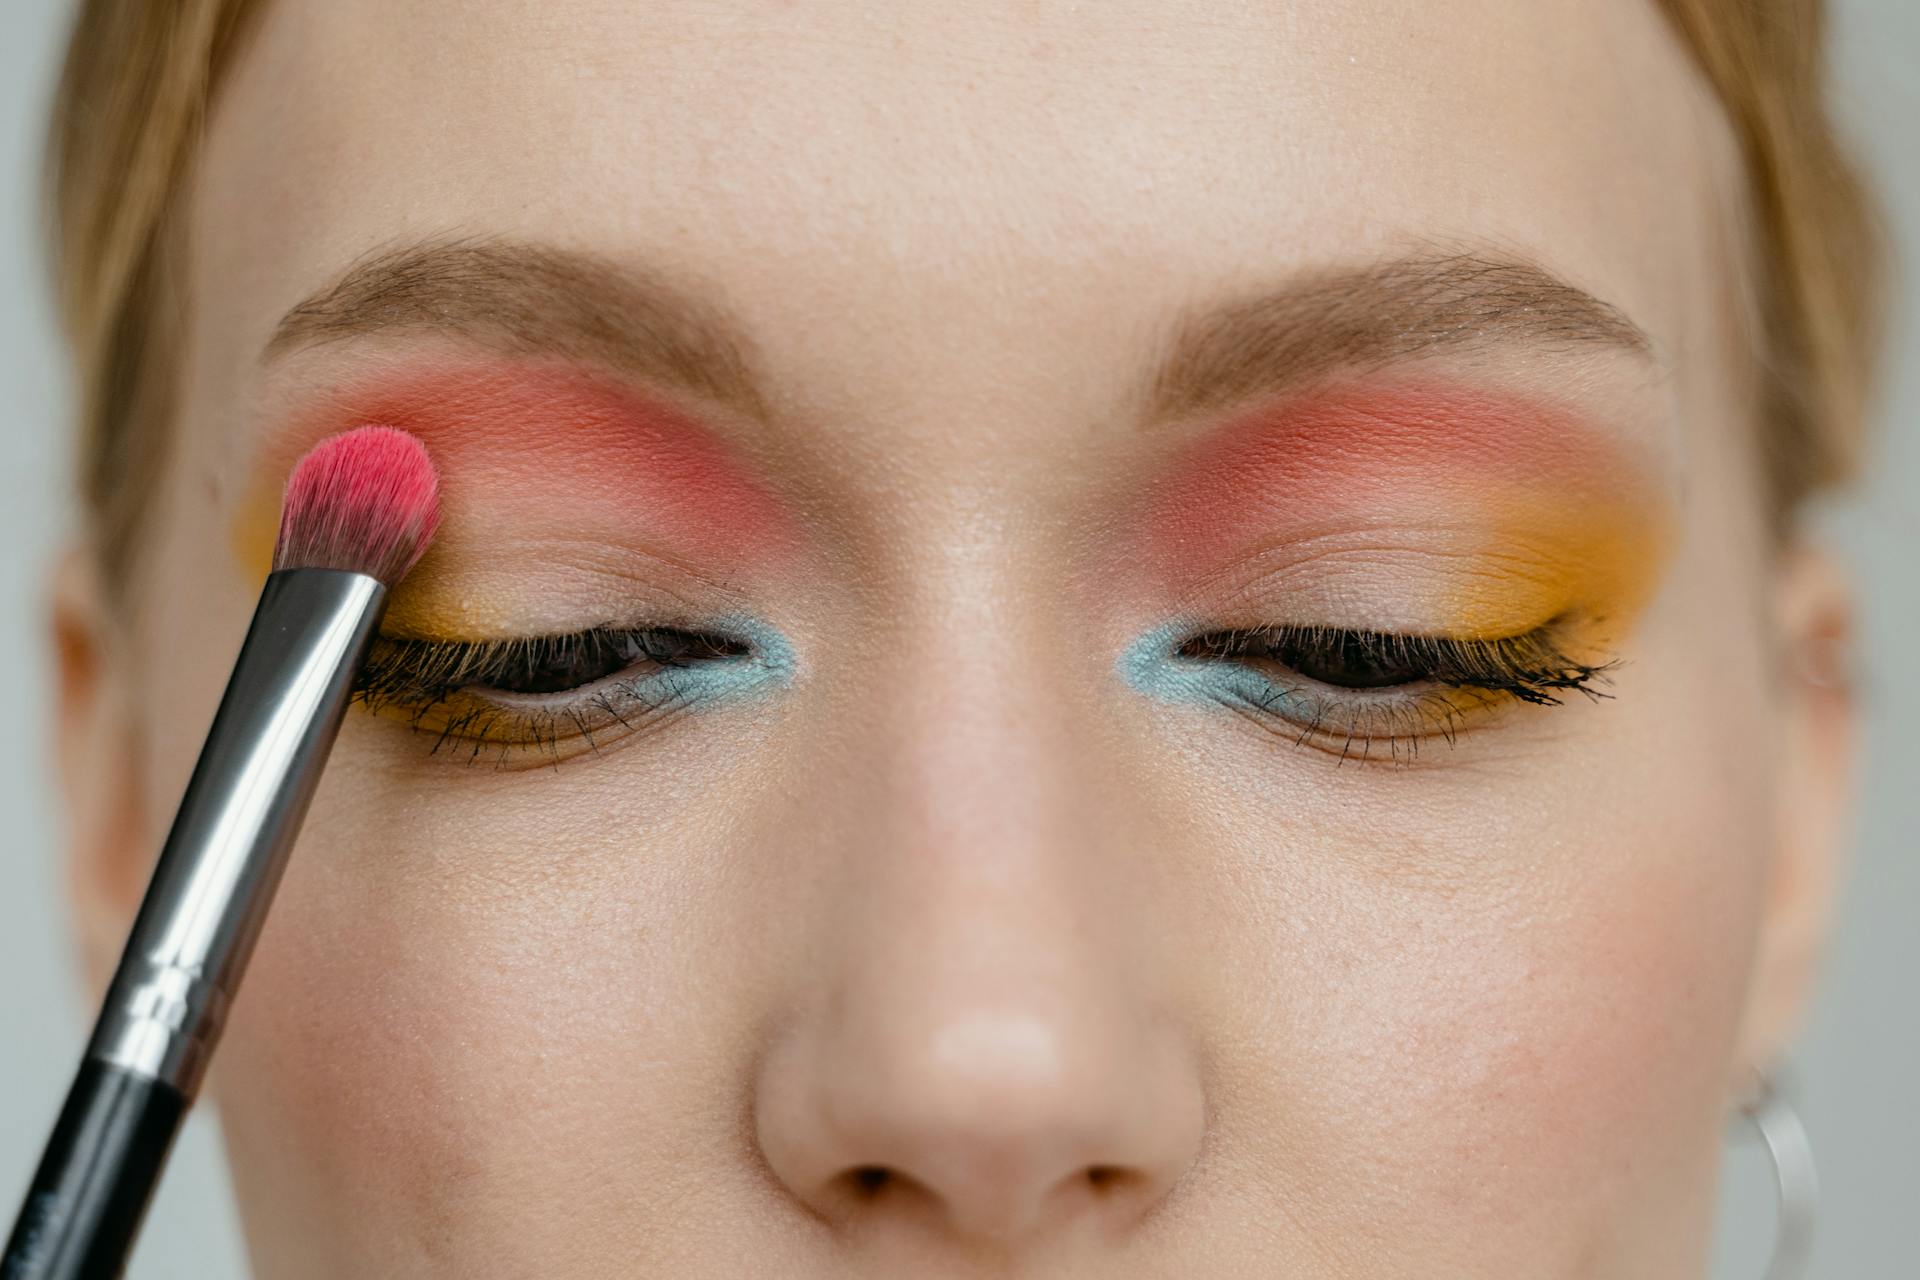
[356,613,1612,769]
[1170,618,1615,762]
[354,625,753,764]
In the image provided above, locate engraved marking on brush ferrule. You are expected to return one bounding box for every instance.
[96,960,231,1092]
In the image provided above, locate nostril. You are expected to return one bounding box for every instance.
[847,1164,894,1198]
[836,1161,1141,1208]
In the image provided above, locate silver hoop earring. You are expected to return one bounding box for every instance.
[1731,1065,1818,1280]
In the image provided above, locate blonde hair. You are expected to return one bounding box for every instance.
[47,0,1885,590]
[1653,0,1886,519]
[47,0,263,591]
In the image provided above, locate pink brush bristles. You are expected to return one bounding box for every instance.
[272,426,441,587]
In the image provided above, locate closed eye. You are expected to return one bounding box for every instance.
[1178,621,1611,704]
[353,623,771,765]
[1160,618,1618,764]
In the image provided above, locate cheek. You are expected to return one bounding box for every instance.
[201,732,771,1254]
[1345,842,1756,1189]
[209,821,562,1246]
[1171,560,1778,1264]
[1202,784,1766,1272]
[213,815,601,1186]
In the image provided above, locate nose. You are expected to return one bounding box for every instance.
[757,1002,1204,1244]
[751,613,1206,1247]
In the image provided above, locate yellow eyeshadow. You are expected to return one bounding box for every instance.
[1433,488,1674,649]
[368,553,665,643]
[229,478,281,583]
[376,574,508,642]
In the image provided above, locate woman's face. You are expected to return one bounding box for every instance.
[60,0,1857,1276]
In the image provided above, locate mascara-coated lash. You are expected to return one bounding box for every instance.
[1122,614,1615,764]
[354,614,795,765]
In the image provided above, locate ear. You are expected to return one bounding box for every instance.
[1733,539,1858,1078]
[50,544,151,997]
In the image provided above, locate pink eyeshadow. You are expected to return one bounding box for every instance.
[1137,378,1653,586]
[268,359,796,573]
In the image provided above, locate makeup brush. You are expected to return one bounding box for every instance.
[4,426,438,1280]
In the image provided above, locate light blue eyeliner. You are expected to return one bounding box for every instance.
[635,611,797,710]
[1118,618,1296,715]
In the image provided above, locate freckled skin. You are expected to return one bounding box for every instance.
[60,1,1851,1278]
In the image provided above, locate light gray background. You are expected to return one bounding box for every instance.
[0,3,1912,1277]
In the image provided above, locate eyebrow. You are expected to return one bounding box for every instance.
[266,238,1654,429]
[1144,252,1654,423]
[265,237,774,422]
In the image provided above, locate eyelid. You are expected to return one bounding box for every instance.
[360,626,743,703]
[1195,618,1615,702]
[1124,614,1618,765]
[353,615,796,766]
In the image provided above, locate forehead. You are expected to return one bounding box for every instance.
[194,0,1736,419]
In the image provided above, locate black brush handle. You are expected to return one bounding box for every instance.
[3,1060,186,1280]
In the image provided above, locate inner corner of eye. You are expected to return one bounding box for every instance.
[685,631,755,665]
[1174,631,1222,657]
[1171,626,1266,659]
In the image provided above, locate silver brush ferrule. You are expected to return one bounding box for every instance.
[84,568,387,1097]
